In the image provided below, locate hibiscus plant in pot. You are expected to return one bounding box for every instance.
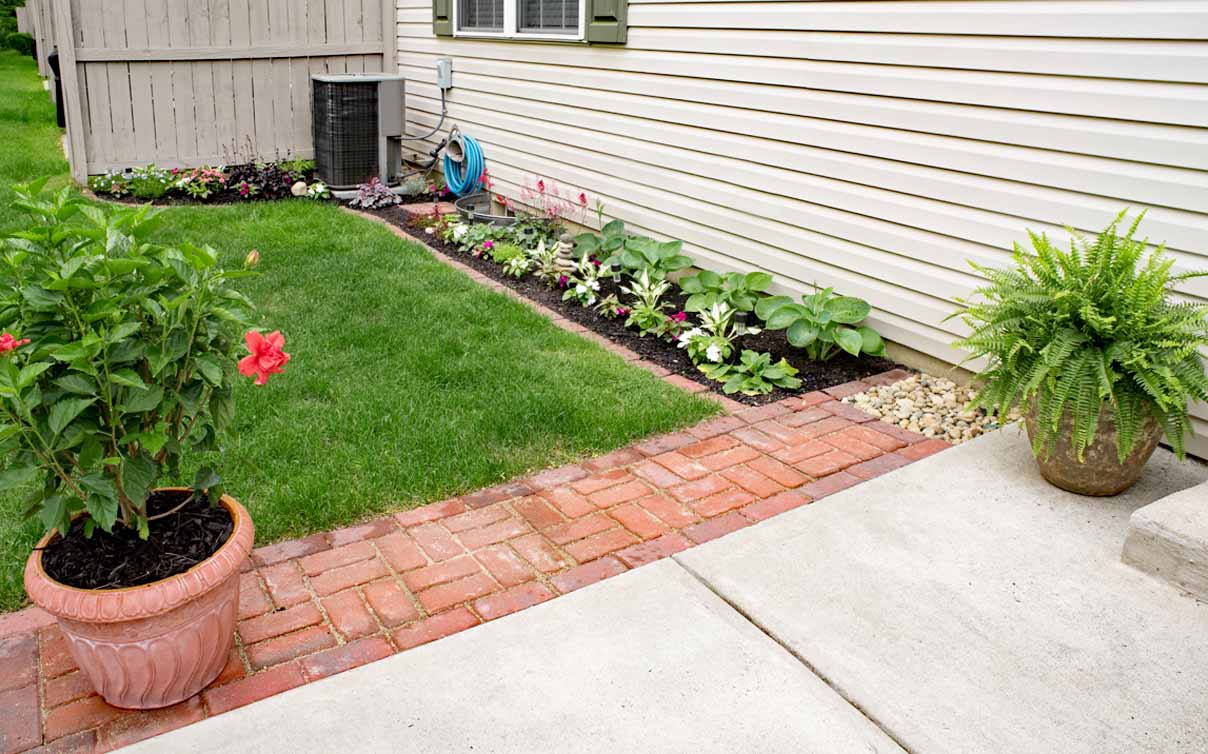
[1,182,289,709]
[952,211,1207,496]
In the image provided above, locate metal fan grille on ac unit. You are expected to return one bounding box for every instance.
[312,79,380,188]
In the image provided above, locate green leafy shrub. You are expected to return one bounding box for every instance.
[679,269,772,313]
[0,182,284,538]
[4,32,33,56]
[756,287,885,361]
[700,350,801,396]
[951,211,1208,460]
[488,242,525,264]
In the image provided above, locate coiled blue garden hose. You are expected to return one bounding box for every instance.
[443,132,484,196]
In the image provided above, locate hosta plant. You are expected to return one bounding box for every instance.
[679,269,773,314]
[621,270,673,337]
[574,218,627,261]
[756,287,885,361]
[0,183,285,538]
[530,240,564,288]
[951,211,1208,460]
[700,350,802,396]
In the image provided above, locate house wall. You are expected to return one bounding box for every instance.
[395,0,1208,458]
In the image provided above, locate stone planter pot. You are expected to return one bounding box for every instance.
[1024,403,1163,496]
[24,490,254,709]
[454,191,516,227]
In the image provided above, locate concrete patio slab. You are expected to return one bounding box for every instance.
[678,428,1208,754]
[120,560,904,754]
[1124,480,1208,600]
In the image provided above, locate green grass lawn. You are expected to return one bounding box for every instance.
[0,51,717,611]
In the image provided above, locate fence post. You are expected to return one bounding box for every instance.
[50,0,89,184]
[382,0,396,73]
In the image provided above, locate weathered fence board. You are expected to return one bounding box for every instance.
[49,0,396,182]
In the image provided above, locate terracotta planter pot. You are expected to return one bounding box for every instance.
[24,490,254,710]
[1024,403,1163,496]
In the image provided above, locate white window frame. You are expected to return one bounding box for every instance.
[453,0,585,41]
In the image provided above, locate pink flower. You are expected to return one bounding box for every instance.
[238,330,290,386]
[558,275,569,288]
[617,307,630,317]
[483,240,494,250]
[671,311,688,322]
[0,333,30,354]
[537,179,546,193]
[578,192,588,206]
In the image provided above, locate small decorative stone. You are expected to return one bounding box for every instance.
[554,233,577,273]
[843,373,1021,445]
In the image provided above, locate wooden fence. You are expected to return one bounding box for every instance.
[35,0,396,182]
[23,0,56,79]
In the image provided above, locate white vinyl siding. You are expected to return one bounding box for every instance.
[397,0,1208,459]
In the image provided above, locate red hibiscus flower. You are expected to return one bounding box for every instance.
[0,333,30,354]
[238,330,290,386]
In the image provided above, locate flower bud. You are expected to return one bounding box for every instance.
[245,249,261,269]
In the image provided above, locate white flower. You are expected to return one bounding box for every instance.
[425,226,437,235]
[588,280,600,291]
[706,344,723,363]
[677,327,703,348]
[452,225,468,241]
[575,284,587,295]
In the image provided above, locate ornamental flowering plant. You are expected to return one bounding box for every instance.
[0,182,287,538]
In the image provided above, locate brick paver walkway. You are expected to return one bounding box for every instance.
[0,210,953,754]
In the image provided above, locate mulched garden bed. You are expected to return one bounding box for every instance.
[41,490,233,590]
[368,204,902,406]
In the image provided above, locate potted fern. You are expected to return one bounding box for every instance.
[952,212,1208,496]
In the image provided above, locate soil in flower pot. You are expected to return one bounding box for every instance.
[26,490,254,710]
[1024,403,1163,497]
[40,490,232,590]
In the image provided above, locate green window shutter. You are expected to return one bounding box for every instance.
[585,0,627,44]
[433,0,453,36]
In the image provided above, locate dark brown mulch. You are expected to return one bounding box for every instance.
[40,490,233,591]
[369,205,902,406]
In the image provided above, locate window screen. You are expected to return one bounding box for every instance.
[519,0,579,34]
[458,0,504,31]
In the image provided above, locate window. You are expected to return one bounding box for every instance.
[434,0,626,45]
[454,0,584,39]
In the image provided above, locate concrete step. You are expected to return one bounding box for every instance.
[1124,480,1208,600]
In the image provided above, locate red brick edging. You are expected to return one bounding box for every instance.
[0,205,952,753]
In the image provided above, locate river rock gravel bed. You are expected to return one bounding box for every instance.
[843,373,1018,444]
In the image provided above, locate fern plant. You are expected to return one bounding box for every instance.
[951,211,1208,461]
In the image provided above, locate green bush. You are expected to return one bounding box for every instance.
[0,182,279,537]
[3,32,31,56]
